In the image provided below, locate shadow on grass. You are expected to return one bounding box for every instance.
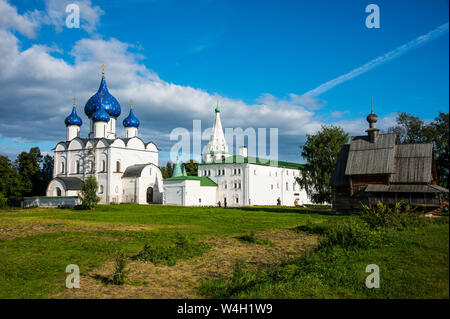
[227,206,339,216]
[91,274,114,285]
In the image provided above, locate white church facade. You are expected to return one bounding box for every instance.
[45,66,311,207]
[46,66,164,204]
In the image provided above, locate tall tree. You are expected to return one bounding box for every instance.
[160,162,174,178]
[182,160,198,176]
[297,125,349,204]
[426,112,449,187]
[39,154,54,195]
[387,112,427,144]
[15,147,42,197]
[0,155,24,206]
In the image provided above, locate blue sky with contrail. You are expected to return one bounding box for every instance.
[305,23,449,97]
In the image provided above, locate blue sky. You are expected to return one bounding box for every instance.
[0,0,448,163]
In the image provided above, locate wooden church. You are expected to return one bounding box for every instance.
[330,103,448,213]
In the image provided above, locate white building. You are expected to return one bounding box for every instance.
[46,66,164,204]
[165,105,312,207]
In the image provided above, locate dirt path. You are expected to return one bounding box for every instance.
[55,228,319,299]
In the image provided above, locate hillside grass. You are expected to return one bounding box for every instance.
[0,204,448,299]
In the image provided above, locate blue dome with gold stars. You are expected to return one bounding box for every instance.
[92,103,110,123]
[123,108,140,128]
[64,106,83,126]
[85,70,121,118]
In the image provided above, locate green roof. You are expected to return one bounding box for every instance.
[163,176,218,187]
[198,155,304,169]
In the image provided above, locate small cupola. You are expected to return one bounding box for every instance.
[65,97,82,141]
[123,99,140,138]
[365,98,380,143]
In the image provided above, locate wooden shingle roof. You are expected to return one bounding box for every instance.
[345,134,396,175]
[390,144,433,183]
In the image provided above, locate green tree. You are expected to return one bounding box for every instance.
[426,112,449,187]
[387,112,428,144]
[15,147,42,196]
[160,162,174,178]
[0,155,24,206]
[79,175,100,209]
[39,154,54,195]
[297,125,349,203]
[182,160,198,176]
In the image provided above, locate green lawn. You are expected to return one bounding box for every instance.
[0,204,448,299]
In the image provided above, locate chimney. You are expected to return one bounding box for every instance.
[365,98,380,143]
[239,146,248,157]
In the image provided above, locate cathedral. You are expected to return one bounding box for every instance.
[46,65,164,204]
[45,65,311,207]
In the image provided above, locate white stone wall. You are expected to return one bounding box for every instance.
[198,163,312,207]
[24,196,80,208]
[164,180,217,206]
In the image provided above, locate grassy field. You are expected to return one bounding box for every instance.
[0,204,448,299]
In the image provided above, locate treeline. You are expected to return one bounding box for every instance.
[160,160,198,178]
[0,147,53,207]
[299,111,449,203]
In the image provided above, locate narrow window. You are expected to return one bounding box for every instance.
[116,161,121,172]
[286,182,289,191]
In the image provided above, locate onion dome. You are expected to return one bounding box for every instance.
[366,112,378,124]
[366,98,378,124]
[92,105,110,122]
[215,101,220,113]
[123,100,140,128]
[84,63,121,118]
[65,98,83,126]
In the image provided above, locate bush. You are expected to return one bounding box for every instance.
[78,175,100,210]
[134,233,210,266]
[235,232,274,246]
[361,201,418,230]
[112,251,129,285]
[319,219,382,249]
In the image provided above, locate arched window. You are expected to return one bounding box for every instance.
[102,160,106,172]
[286,182,289,191]
[60,162,65,173]
[99,185,104,194]
[116,161,121,173]
[56,187,61,196]
[76,160,80,174]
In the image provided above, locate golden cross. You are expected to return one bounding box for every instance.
[72,96,76,106]
[101,62,105,74]
[130,99,134,109]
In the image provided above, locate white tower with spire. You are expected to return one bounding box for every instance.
[202,102,232,163]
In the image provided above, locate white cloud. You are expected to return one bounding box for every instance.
[42,0,104,34]
[0,0,41,38]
